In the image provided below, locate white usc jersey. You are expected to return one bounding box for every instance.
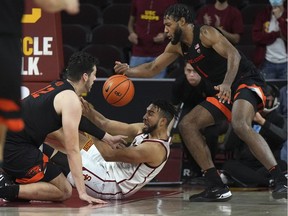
[67,133,171,199]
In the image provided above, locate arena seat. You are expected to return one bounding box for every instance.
[241,4,268,25]
[91,24,130,49]
[102,3,131,25]
[96,66,113,78]
[236,44,256,61]
[82,44,125,72]
[62,44,77,67]
[62,24,91,50]
[248,0,269,5]
[239,24,253,46]
[79,0,112,9]
[205,0,249,9]
[61,4,103,29]
[112,0,131,3]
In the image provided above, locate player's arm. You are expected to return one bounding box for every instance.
[81,98,142,138]
[218,28,240,45]
[54,90,104,203]
[33,0,79,14]
[114,43,181,78]
[200,25,241,103]
[56,91,86,195]
[94,139,167,167]
[200,25,241,86]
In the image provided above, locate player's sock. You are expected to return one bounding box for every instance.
[269,165,287,184]
[0,184,19,201]
[204,167,225,187]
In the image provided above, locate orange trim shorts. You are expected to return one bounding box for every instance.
[200,84,266,123]
[3,141,62,183]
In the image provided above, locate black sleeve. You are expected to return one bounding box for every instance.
[79,116,105,140]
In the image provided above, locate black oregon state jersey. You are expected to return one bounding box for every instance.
[181,25,259,87]
[6,80,74,147]
[0,0,24,36]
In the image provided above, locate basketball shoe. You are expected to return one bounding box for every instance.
[272,181,287,199]
[0,171,19,201]
[189,185,232,202]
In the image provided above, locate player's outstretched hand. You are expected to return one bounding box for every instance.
[214,83,231,104]
[114,61,129,75]
[79,193,108,204]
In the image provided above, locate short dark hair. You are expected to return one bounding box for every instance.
[65,52,97,81]
[151,100,178,124]
[164,4,194,24]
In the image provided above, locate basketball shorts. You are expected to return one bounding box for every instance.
[3,141,62,184]
[200,81,266,123]
[0,36,24,132]
[67,139,124,199]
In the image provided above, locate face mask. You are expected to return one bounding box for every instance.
[269,0,283,6]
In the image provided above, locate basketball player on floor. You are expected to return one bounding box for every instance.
[114,4,287,201]
[42,99,177,199]
[0,52,124,203]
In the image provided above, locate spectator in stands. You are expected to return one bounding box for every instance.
[127,0,178,78]
[222,84,287,187]
[252,0,287,79]
[195,0,244,44]
[171,62,225,179]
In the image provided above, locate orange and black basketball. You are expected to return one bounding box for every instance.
[102,75,135,107]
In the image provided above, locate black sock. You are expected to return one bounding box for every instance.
[0,161,2,169]
[0,184,19,201]
[204,167,225,187]
[269,165,287,185]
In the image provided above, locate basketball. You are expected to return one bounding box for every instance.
[102,75,135,107]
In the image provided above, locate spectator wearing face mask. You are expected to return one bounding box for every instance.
[252,0,287,79]
[221,84,287,187]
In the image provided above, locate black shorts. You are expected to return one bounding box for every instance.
[3,141,62,184]
[0,36,24,132]
[200,78,266,123]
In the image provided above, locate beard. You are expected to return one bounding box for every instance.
[171,26,182,45]
[142,123,157,134]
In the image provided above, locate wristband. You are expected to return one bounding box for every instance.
[79,116,105,140]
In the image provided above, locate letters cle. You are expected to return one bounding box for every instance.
[21,36,53,76]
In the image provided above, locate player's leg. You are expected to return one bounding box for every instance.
[232,88,287,199]
[16,172,72,201]
[179,105,215,171]
[179,102,232,202]
[1,143,72,201]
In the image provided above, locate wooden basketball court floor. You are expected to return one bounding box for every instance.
[0,184,287,216]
